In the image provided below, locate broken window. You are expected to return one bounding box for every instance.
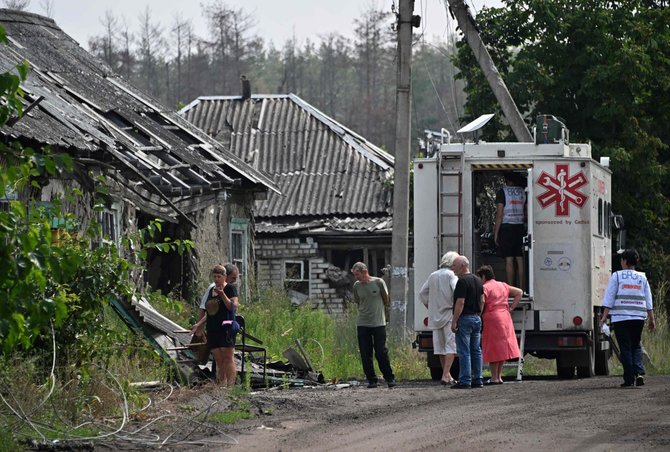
[230,218,248,297]
[95,203,120,247]
[284,260,310,296]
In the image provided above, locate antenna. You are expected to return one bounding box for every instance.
[457,113,494,143]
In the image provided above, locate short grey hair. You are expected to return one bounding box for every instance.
[224,263,239,276]
[453,255,470,269]
[351,262,368,272]
[440,251,459,268]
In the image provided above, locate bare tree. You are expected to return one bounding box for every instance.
[2,0,30,10]
[169,16,193,106]
[38,0,53,17]
[203,0,258,94]
[88,10,119,70]
[318,34,352,117]
[136,6,166,97]
[352,7,395,145]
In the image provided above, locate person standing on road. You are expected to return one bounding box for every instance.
[450,256,485,389]
[351,262,396,389]
[419,251,460,385]
[494,172,527,291]
[476,265,522,385]
[599,249,655,387]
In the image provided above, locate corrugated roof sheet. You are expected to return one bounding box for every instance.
[0,9,278,222]
[256,216,393,234]
[180,94,394,220]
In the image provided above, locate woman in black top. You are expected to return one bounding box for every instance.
[191,264,238,385]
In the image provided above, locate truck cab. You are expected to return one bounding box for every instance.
[413,116,615,378]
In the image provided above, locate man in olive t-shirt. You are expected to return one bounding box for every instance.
[351,262,396,389]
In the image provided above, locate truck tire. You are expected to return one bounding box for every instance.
[594,321,610,376]
[577,344,595,378]
[556,358,575,379]
[430,366,443,381]
[594,348,610,376]
[428,356,460,380]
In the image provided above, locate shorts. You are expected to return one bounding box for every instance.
[498,223,525,257]
[207,324,236,349]
[433,322,457,355]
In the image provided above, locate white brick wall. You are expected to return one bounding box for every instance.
[256,236,347,315]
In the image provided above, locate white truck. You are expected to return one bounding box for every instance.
[413,115,621,379]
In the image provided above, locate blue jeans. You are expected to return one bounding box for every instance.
[456,315,483,386]
[614,320,645,385]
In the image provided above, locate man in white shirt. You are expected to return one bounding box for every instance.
[419,251,459,385]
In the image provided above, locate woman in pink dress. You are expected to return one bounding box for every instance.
[476,265,522,384]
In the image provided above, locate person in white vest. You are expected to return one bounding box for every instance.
[599,249,656,387]
[494,172,527,290]
[419,251,460,385]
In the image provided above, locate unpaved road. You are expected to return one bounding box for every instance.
[228,375,670,451]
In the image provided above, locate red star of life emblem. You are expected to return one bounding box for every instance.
[536,164,588,216]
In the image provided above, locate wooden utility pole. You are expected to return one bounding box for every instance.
[389,0,415,334]
[446,0,533,142]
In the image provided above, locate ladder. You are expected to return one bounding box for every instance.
[437,150,465,258]
[504,302,529,381]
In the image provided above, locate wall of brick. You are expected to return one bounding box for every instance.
[255,236,348,315]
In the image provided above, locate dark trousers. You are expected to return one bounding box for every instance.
[614,320,645,385]
[357,325,395,383]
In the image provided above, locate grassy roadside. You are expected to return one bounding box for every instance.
[2,281,666,448]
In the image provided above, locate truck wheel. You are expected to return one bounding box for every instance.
[428,356,459,380]
[594,348,610,376]
[556,358,575,379]
[577,344,595,378]
[594,322,610,376]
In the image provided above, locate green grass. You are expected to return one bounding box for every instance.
[209,410,253,424]
[242,286,428,382]
[243,283,670,382]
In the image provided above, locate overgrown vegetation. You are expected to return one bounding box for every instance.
[0,24,191,445]
[242,286,428,382]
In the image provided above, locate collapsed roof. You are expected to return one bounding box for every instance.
[0,9,278,223]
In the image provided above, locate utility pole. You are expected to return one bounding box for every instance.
[446,0,533,142]
[389,0,416,334]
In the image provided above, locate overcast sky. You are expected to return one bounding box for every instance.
[22,0,502,49]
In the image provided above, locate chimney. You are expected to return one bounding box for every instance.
[240,75,251,100]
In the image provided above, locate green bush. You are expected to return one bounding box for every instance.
[242,286,428,381]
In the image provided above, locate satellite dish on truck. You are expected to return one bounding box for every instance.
[457,113,494,142]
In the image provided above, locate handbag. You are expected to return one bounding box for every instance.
[223,303,241,333]
[231,307,241,333]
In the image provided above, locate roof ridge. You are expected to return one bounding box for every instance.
[0,8,58,30]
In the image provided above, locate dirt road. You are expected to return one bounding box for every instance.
[229,376,670,451]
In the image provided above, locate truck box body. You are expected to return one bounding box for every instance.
[413,140,613,377]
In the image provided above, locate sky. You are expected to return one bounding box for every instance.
[22,0,503,49]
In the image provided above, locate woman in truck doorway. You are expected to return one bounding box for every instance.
[599,249,655,387]
[494,172,527,291]
[476,265,523,384]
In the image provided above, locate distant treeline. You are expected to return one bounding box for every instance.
[87,3,466,154]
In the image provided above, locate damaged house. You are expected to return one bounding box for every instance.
[0,9,278,299]
[180,94,394,313]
